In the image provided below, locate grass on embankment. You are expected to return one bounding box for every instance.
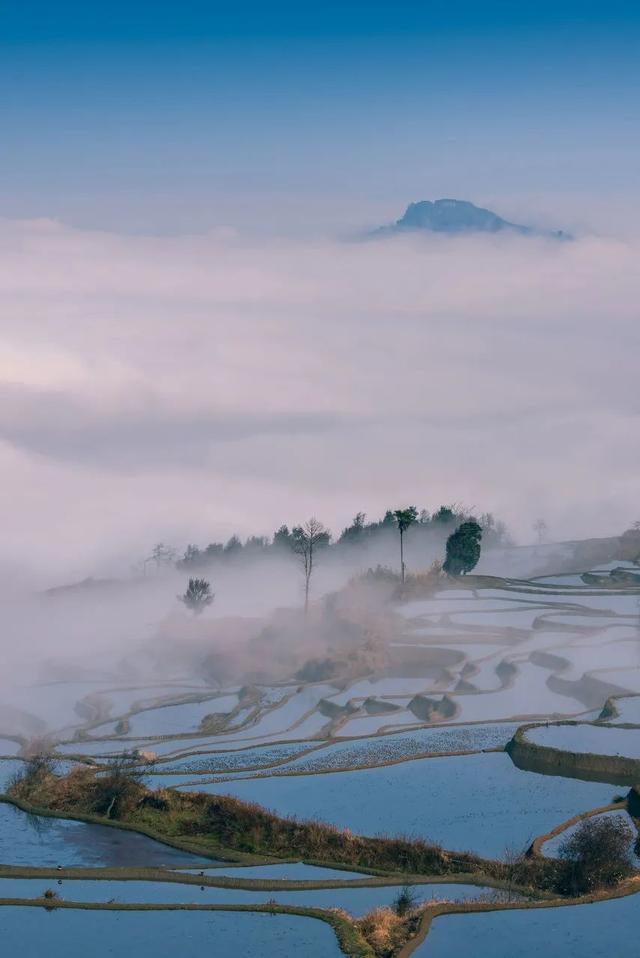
[8,763,568,894]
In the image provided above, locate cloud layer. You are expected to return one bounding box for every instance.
[1,218,638,578]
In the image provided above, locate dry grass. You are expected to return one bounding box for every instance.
[9,765,573,895]
[356,906,423,957]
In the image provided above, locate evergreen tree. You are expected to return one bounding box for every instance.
[272,525,294,550]
[178,578,214,614]
[443,521,483,575]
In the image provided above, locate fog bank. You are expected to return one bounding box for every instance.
[0,218,638,578]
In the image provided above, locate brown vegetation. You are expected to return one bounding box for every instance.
[557,815,636,894]
[355,905,422,957]
[10,764,574,895]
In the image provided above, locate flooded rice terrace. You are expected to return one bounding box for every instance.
[1,559,639,955]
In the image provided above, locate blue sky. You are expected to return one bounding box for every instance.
[1,1,639,232]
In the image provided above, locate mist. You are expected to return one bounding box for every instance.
[0,217,638,588]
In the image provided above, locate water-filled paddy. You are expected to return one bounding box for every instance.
[414,892,640,958]
[545,640,640,681]
[0,907,344,958]
[447,609,549,629]
[333,712,422,737]
[0,877,495,914]
[126,695,240,737]
[179,752,615,858]
[233,724,521,776]
[223,685,336,740]
[86,685,213,725]
[448,663,587,723]
[0,804,206,867]
[606,695,640,724]
[525,723,640,758]
[55,688,336,759]
[328,676,448,703]
[153,742,312,775]
[594,667,640,693]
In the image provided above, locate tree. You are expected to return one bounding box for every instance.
[91,754,145,819]
[479,512,511,548]
[203,542,224,561]
[291,518,330,613]
[273,525,294,550]
[145,542,176,574]
[393,507,418,585]
[244,535,269,554]
[177,544,203,570]
[558,815,635,893]
[501,844,529,902]
[443,520,482,575]
[432,505,457,525]
[533,518,548,544]
[223,535,243,557]
[339,512,367,545]
[178,577,214,615]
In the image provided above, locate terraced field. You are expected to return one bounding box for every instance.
[2,563,639,955]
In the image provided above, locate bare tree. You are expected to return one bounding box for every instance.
[292,518,330,614]
[533,518,548,545]
[501,843,529,901]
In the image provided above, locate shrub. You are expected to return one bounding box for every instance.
[8,753,57,795]
[558,815,635,893]
[91,754,145,819]
[393,885,418,916]
[357,905,421,957]
[42,888,61,910]
[295,657,340,682]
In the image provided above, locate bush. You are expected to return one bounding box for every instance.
[558,815,635,893]
[357,904,422,957]
[8,753,57,795]
[91,754,145,819]
[393,885,418,916]
[295,657,340,682]
[42,888,61,910]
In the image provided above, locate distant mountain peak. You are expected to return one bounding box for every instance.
[375,199,569,239]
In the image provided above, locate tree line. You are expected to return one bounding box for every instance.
[177,505,492,615]
[156,504,509,576]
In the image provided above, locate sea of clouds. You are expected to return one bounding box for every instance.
[0,217,637,580]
